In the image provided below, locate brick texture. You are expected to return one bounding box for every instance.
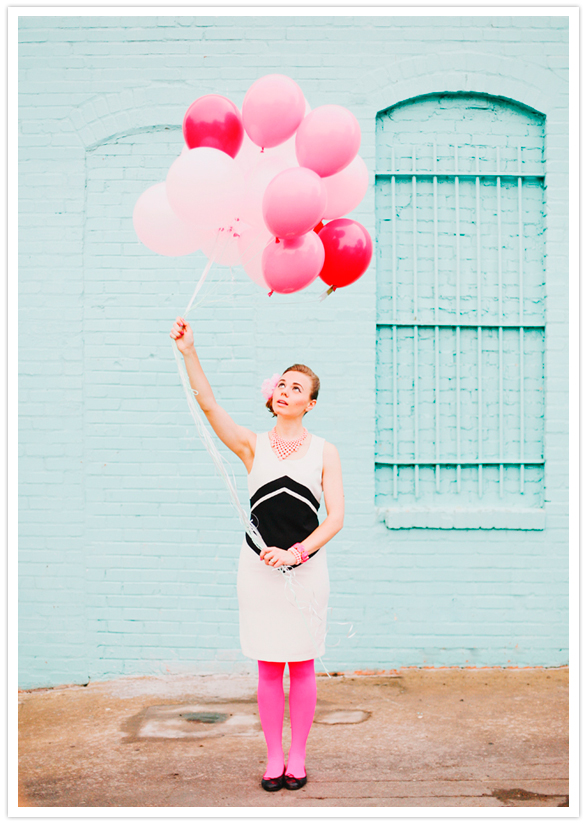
[18,14,569,688]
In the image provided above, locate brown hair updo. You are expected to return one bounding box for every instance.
[265,364,320,416]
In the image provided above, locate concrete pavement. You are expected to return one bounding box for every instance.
[18,667,569,809]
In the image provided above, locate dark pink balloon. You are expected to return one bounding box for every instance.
[318,219,372,289]
[262,232,325,294]
[183,94,244,158]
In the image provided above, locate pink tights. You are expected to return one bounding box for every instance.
[257,659,316,779]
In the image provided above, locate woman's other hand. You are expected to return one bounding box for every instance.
[260,546,295,568]
[170,316,194,354]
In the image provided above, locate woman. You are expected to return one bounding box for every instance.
[170,316,344,792]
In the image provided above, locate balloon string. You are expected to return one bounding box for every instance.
[324,610,357,648]
[172,337,266,550]
[184,232,222,316]
[319,286,336,302]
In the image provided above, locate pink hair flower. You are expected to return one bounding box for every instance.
[261,373,281,401]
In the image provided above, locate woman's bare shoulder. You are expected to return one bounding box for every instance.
[322,440,340,462]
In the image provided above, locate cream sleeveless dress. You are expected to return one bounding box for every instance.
[237,431,330,662]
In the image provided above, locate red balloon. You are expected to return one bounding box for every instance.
[318,219,372,289]
[313,221,324,234]
[183,95,244,158]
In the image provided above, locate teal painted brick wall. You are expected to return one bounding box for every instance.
[18,15,569,688]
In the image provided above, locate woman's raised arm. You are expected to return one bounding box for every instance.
[170,317,256,470]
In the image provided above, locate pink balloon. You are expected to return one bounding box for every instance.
[242,74,306,149]
[318,218,372,289]
[133,182,206,257]
[262,167,326,239]
[166,147,245,230]
[237,224,273,288]
[183,94,244,158]
[241,155,291,229]
[322,155,369,220]
[262,232,325,294]
[295,105,361,178]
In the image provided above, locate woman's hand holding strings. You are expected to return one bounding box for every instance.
[170,316,194,354]
[260,546,296,568]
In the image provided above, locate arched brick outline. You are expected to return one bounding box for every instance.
[356,50,564,117]
[66,84,185,149]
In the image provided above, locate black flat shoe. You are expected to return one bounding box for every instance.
[284,773,307,790]
[261,770,285,792]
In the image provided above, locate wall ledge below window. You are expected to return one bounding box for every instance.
[377,507,545,530]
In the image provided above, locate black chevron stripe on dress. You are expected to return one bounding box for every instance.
[246,475,320,556]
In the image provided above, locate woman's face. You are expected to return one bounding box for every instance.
[272,371,316,418]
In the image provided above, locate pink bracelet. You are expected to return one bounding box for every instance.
[289,542,309,564]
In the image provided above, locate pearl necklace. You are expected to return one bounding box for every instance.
[269,427,308,461]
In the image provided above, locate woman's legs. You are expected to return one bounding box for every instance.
[257,660,286,778]
[286,659,316,778]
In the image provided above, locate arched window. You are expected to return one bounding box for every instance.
[375,93,545,529]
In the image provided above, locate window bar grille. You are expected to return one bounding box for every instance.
[393,323,398,499]
[475,148,483,498]
[412,147,419,498]
[391,148,398,499]
[378,320,543,330]
[455,145,462,493]
[375,144,544,499]
[433,142,440,492]
[518,145,525,495]
[497,147,504,497]
[414,326,419,498]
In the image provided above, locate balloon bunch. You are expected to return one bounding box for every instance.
[133,74,373,296]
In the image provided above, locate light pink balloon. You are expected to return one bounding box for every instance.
[133,182,206,257]
[235,128,299,181]
[241,155,291,229]
[166,147,245,230]
[295,104,361,178]
[242,74,306,149]
[237,224,272,288]
[267,132,298,168]
[262,167,326,239]
[200,219,248,266]
[262,232,325,294]
[322,155,369,220]
[234,129,264,175]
